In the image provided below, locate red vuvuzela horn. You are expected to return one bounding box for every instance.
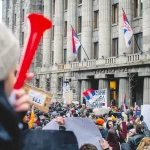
[14,14,52,90]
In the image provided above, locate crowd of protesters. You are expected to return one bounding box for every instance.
[0,17,150,150]
[23,102,150,150]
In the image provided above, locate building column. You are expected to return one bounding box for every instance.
[67,0,77,62]
[119,78,129,107]
[54,0,64,64]
[99,0,111,58]
[81,80,89,103]
[43,0,52,66]
[143,0,150,51]
[99,79,110,106]
[143,77,150,104]
[81,0,92,60]
[119,0,132,55]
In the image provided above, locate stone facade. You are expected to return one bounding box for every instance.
[3,0,150,106]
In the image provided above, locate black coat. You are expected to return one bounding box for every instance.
[0,81,79,150]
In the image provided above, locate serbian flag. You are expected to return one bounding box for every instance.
[123,94,127,112]
[122,9,133,47]
[72,28,81,55]
[82,88,95,101]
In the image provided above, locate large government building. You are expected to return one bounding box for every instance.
[2,0,150,106]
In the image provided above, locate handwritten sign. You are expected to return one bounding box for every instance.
[28,90,46,106]
[24,84,53,112]
[87,89,107,108]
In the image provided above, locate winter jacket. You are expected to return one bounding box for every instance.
[118,122,127,143]
[127,133,145,150]
[141,121,150,137]
[0,81,21,150]
[97,125,107,139]
[108,141,120,150]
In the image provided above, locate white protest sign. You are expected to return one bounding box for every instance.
[24,84,53,112]
[141,105,150,130]
[87,89,107,108]
[43,118,102,150]
[28,90,46,106]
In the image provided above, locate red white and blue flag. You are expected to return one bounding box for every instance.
[82,89,95,101]
[72,28,81,55]
[122,9,133,47]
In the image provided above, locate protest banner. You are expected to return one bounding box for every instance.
[23,84,53,112]
[43,118,102,150]
[84,89,107,108]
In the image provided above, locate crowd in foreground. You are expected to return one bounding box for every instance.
[23,103,150,150]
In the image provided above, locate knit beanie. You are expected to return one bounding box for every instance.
[96,118,105,125]
[0,22,20,80]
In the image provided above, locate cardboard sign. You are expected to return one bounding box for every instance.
[24,84,53,112]
[64,91,73,105]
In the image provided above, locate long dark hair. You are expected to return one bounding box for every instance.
[106,120,114,129]
[106,128,118,143]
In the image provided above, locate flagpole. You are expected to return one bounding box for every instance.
[71,25,90,60]
[122,8,141,52]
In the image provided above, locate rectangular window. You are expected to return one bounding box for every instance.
[77,47,81,62]
[64,21,67,37]
[64,0,68,10]
[112,38,118,56]
[22,9,24,22]
[134,33,143,53]
[63,49,67,64]
[94,10,99,29]
[52,51,54,64]
[53,0,55,15]
[46,78,50,91]
[94,42,99,59]
[134,0,143,17]
[36,79,40,88]
[42,5,44,14]
[22,32,24,46]
[58,77,63,92]
[7,18,9,26]
[78,16,82,33]
[112,4,118,24]
[14,14,16,26]
[52,26,54,40]
[78,0,82,5]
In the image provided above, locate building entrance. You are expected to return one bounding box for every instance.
[110,80,117,106]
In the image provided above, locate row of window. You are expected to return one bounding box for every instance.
[53,0,143,38]
[112,0,143,24]
[35,77,63,92]
[6,0,143,28]
[53,0,82,15]
[62,32,143,64]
